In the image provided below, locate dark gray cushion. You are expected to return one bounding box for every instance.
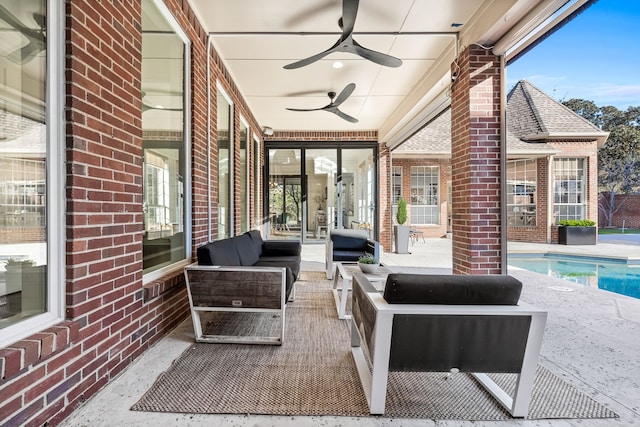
[261,240,301,257]
[332,249,366,262]
[255,258,301,279]
[330,229,368,250]
[196,238,242,266]
[235,234,260,266]
[245,230,264,257]
[383,274,522,305]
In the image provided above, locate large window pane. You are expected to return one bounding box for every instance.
[217,89,232,239]
[410,166,439,225]
[239,119,249,233]
[142,0,187,273]
[507,159,537,226]
[554,158,586,223]
[0,0,48,330]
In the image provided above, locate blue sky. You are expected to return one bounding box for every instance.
[506,0,640,110]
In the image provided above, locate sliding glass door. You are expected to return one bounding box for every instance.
[266,144,377,242]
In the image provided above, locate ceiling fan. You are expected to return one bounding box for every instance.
[0,3,46,64]
[286,83,358,123]
[283,0,402,70]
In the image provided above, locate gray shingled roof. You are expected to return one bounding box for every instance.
[394,80,607,156]
[507,80,605,136]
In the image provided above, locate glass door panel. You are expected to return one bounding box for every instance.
[268,149,301,240]
[305,149,337,241]
[342,149,375,237]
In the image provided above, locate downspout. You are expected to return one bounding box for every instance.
[499,55,508,275]
[206,35,212,242]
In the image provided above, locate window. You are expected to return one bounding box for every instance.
[142,0,190,274]
[239,118,249,233]
[391,166,402,204]
[1,0,64,346]
[554,158,586,223]
[410,166,439,225]
[253,135,261,229]
[217,86,233,239]
[507,159,537,226]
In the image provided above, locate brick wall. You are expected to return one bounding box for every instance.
[450,45,503,274]
[599,193,640,229]
[0,0,263,425]
[389,158,450,246]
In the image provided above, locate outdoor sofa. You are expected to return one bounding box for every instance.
[184,230,301,345]
[350,272,547,417]
[326,228,381,279]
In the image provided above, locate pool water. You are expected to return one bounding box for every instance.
[508,254,640,299]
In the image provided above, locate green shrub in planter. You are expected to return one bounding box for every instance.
[558,219,596,227]
[558,219,596,245]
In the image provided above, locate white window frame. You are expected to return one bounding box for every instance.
[216,82,234,238]
[553,157,587,223]
[410,166,440,225]
[239,115,250,233]
[142,0,192,283]
[1,0,65,347]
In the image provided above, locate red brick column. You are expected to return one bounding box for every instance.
[378,144,392,251]
[450,45,503,274]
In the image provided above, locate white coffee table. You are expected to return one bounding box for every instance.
[332,262,391,320]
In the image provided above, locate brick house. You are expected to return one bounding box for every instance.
[0,1,598,425]
[390,80,608,244]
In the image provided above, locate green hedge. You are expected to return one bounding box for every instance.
[558,219,596,227]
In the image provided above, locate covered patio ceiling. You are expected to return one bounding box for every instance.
[188,0,590,146]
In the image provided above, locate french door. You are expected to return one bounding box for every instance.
[266,144,377,243]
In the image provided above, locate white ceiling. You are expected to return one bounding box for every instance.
[189,1,571,143]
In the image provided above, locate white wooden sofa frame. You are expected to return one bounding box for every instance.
[184,264,294,345]
[350,272,547,417]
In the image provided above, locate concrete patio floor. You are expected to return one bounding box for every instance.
[61,237,640,427]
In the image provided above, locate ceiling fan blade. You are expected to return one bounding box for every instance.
[286,107,324,112]
[0,4,31,33]
[8,40,43,64]
[341,0,359,35]
[283,43,337,69]
[333,109,359,123]
[142,102,182,113]
[352,40,402,68]
[332,83,356,107]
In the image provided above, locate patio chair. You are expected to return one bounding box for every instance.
[350,272,547,417]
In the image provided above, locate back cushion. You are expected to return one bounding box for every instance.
[383,274,522,305]
[196,238,241,266]
[245,230,264,256]
[236,234,260,266]
[330,229,368,250]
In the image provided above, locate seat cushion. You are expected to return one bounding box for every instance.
[383,274,522,305]
[332,249,366,262]
[255,258,301,279]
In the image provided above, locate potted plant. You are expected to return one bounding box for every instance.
[557,219,597,245]
[358,254,379,274]
[394,197,410,254]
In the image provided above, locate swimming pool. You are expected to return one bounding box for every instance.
[508,254,640,299]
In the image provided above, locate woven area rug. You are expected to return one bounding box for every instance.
[132,272,618,420]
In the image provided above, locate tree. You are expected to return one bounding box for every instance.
[563,99,640,227]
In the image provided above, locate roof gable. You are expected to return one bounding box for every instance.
[506,80,605,137]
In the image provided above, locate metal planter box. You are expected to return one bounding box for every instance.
[558,226,597,245]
